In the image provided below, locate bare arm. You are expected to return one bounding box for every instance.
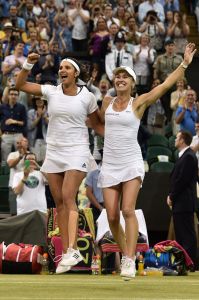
[175,107,186,124]
[134,43,196,117]
[88,110,104,137]
[98,96,112,123]
[86,186,103,211]
[15,53,42,96]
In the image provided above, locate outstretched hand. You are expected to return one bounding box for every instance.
[27,52,40,64]
[183,43,197,66]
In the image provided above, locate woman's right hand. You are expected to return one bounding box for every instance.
[27,52,40,64]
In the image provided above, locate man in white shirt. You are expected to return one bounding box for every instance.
[105,31,133,82]
[138,0,165,24]
[68,0,90,52]
[12,152,47,215]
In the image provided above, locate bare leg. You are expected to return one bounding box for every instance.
[62,170,86,249]
[47,173,69,253]
[122,178,141,259]
[103,186,128,256]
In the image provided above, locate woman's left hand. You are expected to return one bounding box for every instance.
[183,43,197,66]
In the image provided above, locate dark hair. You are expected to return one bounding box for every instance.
[32,96,46,110]
[8,86,19,94]
[24,152,36,160]
[179,130,193,146]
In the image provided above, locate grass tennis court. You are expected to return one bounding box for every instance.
[0,273,199,300]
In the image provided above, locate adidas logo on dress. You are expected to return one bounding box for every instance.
[82,163,86,168]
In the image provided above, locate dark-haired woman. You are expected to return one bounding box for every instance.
[16,52,103,274]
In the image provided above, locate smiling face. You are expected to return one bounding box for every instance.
[58,60,78,86]
[114,71,134,94]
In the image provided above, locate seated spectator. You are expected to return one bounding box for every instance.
[19,0,36,21]
[175,89,198,136]
[12,152,47,216]
[164,10,174,32]
[113,0,134,16]
[114,5,126,27]
[166,11,190,55]
[0,87,27,162]
[7,136,30,215]
[139,10,165,52]
[33,0,43,17]
[138,0,165,24]
[27,96,48,163]
[85,162,104,226]
[105,31,133,82]
[23,27,40,56]
[132,33,156,95]
[170,78,188,135]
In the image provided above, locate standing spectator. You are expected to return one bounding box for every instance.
[45,0,58,32]
[68,0,90,52]
[124,16,141,53]
[103,3,120,29]
[89,16,110,78]
[158,0,179,13]
[31,39,59,85]
[105,31,133,82]
[191,121,199,174]
[175,89,198,136]
[132,33,156,95]
[7,136,29,215]
[51,12,73,53]
[153,38,183,122]
[12,152,47,216]
[0,87,27,162]
[146,79,165,135]
[167,130,198,268]
[139,10,165,52]
[2,40,26,85]
[36,15,51,41]
[108,22,120,51]
[9,5,26,32]
[166,11,190,55]
[27,96,48,163]
[170,78,187,135]
[19,0,36,21]
[138,0,165,24]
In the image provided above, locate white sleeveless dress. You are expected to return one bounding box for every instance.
[98,97,145,188]
[40,84,97,173]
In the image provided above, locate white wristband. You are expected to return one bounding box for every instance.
[22,59,34,71]
[180,62,188,69]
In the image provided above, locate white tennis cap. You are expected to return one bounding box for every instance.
[113,66,136,82]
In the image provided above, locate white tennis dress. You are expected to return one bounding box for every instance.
[40,84,98,173]
[98,97,145,188]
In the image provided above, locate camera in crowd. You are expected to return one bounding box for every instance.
[146,10,158,24]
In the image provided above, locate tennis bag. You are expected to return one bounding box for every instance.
[0,242,43,274]
[144,240,194,275]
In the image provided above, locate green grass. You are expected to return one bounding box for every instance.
[0,273,199,300]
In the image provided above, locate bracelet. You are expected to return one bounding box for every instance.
[180,62,188,69]
[22,59,34,71]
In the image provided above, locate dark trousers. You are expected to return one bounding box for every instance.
[173,212,197,267]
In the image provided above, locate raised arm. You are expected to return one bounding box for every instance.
[15,53,42,96]
[135,43,196,115]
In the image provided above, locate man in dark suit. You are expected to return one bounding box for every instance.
[167,130,198,269]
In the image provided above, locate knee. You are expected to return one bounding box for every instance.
[62,192,77,210]
[107,213,120,227]
[122,208,135,219]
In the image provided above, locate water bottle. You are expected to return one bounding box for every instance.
[137,254,144,275]
[91,256,99,275]
[41,253,49,275]
[96,254,101,275]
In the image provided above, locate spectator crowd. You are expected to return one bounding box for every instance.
[0,0,199,214]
